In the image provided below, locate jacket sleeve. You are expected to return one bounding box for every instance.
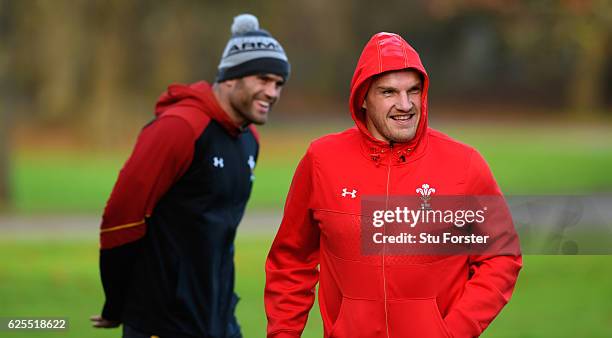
[443,150,522,338]
[99,115,195,320]
[265,148,320,338]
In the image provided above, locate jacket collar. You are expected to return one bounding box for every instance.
[155,81,244,137]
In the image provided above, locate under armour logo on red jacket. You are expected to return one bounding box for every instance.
[341,188,357,198]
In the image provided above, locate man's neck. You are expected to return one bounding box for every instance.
[212,83,247,127]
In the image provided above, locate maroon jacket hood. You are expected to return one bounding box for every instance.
[154,81,243,137]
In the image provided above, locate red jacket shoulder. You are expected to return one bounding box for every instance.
[158,107,212,139]
[427,128,475,153]
[308,127,360,155]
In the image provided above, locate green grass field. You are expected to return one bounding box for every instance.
[0,237,611,338]
[2,122,612,337]
[10,122,612,213]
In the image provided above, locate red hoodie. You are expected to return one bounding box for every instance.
[264,33,522,338]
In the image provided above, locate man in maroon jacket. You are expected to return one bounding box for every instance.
[265,32,521,338]
[90,14,289,338]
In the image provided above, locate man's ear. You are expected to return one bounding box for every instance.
[362,99,367,110]
[218,79,237,91]
[226,79,238,89]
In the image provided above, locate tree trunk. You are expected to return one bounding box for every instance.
[0,1,13,211]
[0,107,10,211]
[567,7,609,118]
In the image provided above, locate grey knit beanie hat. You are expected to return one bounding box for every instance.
[216,14,290,82]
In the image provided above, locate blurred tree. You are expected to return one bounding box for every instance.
[425,0,611,116]
[85,0,135,149]
[32,0,86,123]
[562,0,610,118]
[0,105,10,211]
[0,0,15,210]
[0,0,609,155]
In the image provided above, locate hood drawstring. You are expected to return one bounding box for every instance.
[368,141,415,165]
[398,153,406,163]
[370,153,381,166]
[396,148,410,163]
[369,146,382,166]
[389,141,409,163]
[369,146,414,165]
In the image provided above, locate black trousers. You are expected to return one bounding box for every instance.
[122,324,242,338]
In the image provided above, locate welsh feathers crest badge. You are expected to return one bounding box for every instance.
[416,183,435,210]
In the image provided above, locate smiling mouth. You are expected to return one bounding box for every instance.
[389,114,415,121]
[255,100,271,111]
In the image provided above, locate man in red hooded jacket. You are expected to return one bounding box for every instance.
[90,14,289,338]
[264,32,521,338]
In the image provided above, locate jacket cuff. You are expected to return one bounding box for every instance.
[444,310,480,338]
[101,300,122,322]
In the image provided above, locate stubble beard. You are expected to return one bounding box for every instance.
[373,112,420,143]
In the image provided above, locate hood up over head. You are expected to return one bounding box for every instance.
[349,32,430,151]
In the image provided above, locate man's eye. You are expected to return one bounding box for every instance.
[382,90,393,95]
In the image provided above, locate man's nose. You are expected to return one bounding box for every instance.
[396,92,412,112]
[264,82,280,100]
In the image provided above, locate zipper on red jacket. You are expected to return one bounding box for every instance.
[382,141,394,338]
